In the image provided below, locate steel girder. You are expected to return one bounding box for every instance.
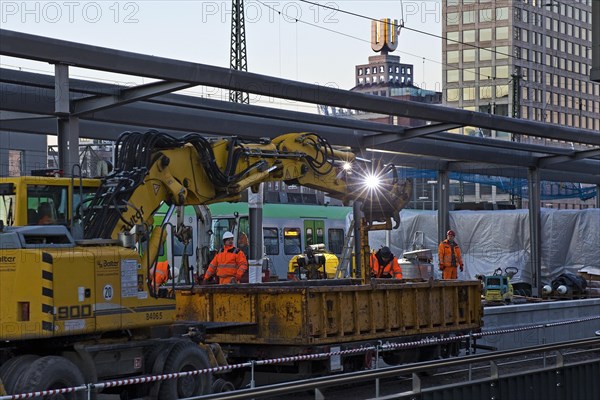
[1,29,599,146]
[0,69,595,160]
[0,30,599,184]
[2,93,598,184]
[2,67,592,159]
[1,76,599,184]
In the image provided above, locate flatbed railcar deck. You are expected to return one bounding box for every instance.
[176,279,482,355]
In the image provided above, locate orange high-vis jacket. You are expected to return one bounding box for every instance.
[204,245,248,284]
[438,239,464,279]
[370,253,403,279]
[152,260,170,287]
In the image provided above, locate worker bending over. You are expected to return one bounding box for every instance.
[438,230,464,279]
[370,246,403,279]
[150,260,170,289]
[204,231,248,284]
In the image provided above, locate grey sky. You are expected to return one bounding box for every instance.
[1,1,443,105]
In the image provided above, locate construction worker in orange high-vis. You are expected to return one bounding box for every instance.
[150,260,170,288]
[438,230,464,279]
[370,246,403,279]
[203,231,249,284]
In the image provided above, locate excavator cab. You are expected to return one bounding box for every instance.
[0,176,100,227]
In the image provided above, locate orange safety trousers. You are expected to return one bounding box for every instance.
[441,266,458,280]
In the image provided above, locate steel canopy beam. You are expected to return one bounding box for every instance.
[536,148,600,167]
[2,29,600,146]
[0,83,557,165]
[72,81,194,116]
[0,69,404,136]
[0,74,588,159]
[363,123,463,145]
[0,111,52,121]
[0,118,189,140]
[2,117,598,184]
[1,81,599,181]
[0,69,591,158]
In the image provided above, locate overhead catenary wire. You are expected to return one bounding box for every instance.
[298,0,514,60]
[295,0,524,83]
[256,0,505,84]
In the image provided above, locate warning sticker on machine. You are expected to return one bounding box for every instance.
[121,259,139,298]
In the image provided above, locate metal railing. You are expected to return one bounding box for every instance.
[191,337,600,400]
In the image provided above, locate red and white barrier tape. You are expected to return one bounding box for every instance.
[2,315,598,399]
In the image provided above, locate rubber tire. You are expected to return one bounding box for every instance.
[212,378,235,392]
[146,341,176,399]
[0,355,40,394]
[14,356,85,400]
[157,341,212,399]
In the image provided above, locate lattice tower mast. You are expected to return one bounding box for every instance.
[230,0,249,104]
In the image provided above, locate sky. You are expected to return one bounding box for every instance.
[0,0,444,108]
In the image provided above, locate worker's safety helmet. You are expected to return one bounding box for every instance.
[447,230,456,236]
[380,246,392,258]
[222,231,235,241]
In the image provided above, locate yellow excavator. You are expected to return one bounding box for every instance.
[0,130,414,398]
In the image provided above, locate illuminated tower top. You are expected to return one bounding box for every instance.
[371,18,399,55]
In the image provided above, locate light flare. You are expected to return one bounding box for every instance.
[364,173,381,190]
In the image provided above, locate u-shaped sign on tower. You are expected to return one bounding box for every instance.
[371,18,400,54]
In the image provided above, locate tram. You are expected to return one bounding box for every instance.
[208,202,352,279]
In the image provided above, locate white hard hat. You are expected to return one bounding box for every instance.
[222,231,234,240]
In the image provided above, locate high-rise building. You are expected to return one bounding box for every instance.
[442,0,600,140]
[591,0,600,82]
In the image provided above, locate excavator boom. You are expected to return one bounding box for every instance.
[83,131,412,245]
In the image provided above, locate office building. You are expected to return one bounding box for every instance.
[442,0,599,139]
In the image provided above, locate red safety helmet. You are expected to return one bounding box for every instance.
[447,230,456,236]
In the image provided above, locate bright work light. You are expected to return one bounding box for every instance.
[364,173,381,189]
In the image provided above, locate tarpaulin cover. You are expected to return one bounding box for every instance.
[368,208,600,285]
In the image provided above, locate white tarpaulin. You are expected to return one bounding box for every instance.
[369,208,600,285]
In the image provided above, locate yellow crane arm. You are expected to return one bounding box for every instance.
[82,131,412,272]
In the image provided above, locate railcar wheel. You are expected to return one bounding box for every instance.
[418,345,441,376]
[157,341,212,399]
[212,378,235,392]
[0,355,40,394]
[419,345,441,361]
[381,348,420,366]
[441,341,460,358]
[14,356,85,399]
[223,369,247,389]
